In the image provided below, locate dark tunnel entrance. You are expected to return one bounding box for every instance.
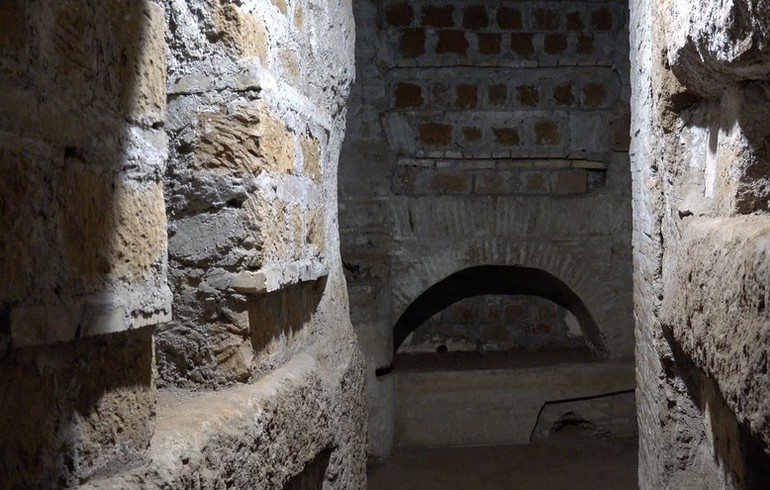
[377,265,607,375]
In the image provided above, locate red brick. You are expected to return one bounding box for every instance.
[554,169,587,193]
[462,5,488,29]
[385,3,413,26]
[478,33,501,55]
[510,33,534,56]
[577,34,595,54]
[422,5,454,27]
[496,7,522,30]
[532,8,560,30]
[493,127,520,146]
[456,84,478,109]
[429,170,472,194]
[591,8,613,31]
[399,28,425,58]
[582,82,607,107]
[0,0,26,50]
[524,172,547,191]
[462,127,482,142]
[544,33,568,55]
[394,82,423,108]
[418,122,452,146]
[566,12,583,31]
[516,85,539,107]
[436,30,468,55]
[552,83,575,106]
[534,120,559,146]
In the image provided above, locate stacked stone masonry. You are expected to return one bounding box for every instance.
[631,0,770,487]
[1,0,366,488]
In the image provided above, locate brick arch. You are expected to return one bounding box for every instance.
[383,240,611,371]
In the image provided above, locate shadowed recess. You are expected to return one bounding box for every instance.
[378,265,607,375]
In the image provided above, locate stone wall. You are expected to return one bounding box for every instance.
[0,1,168,485]
[340,0,633,457]
[0,0,366,488]
[631,0,770,487]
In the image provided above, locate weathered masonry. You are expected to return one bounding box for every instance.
[631,0,770,487]
[1,1,365,488]
[2,0,770,488]
[339,0,635,456]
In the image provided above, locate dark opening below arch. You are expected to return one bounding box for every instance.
[378,265,607,375]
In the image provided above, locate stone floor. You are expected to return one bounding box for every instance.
[368,438,638,489]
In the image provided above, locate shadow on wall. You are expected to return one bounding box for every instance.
[378,264,607,374]
[661,327,770,489]
[0,0,166,487]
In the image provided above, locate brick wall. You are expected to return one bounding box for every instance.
[399,295,586,354]
[382,0,629,197]
[340,0,633,457]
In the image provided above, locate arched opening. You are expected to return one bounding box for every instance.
[378,265,606,374]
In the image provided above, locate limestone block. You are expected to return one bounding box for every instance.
[213,4,268,61]
[195,102,296,176]
[666,0,770,95]
[301,133,322,183]
[661,216,770,448]
[58,164,167,283]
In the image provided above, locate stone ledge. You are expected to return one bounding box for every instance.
[231,259,328,294]
[80,348,363,489]
[662,216,770,448]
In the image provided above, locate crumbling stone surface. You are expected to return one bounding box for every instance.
[156,0,355,388]
[0,327,154,489]
[0,2,170,485]
[82,316,367,490]
[631,0,770,487]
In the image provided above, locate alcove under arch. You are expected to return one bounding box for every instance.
[378,265,607,375]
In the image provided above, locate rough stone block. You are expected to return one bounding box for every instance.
[493,127,520,146]
[59,164,166,283]
[488,84,508,105]
[532,8,561,31]
[214,5,268,61]
[0,327,154,488]
[517,85,539,107]
[544,33,568,55]
[300,133,322,182]
[427,169,472,194]
[195,102,296,176]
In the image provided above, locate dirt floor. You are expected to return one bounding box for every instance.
[368,438,638,490]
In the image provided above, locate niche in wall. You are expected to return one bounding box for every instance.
[382,264,606,373]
